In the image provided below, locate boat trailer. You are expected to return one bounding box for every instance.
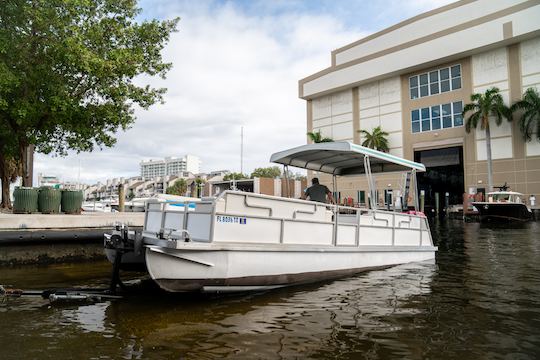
[0,284,123,303]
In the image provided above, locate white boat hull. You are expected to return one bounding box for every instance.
[144,244,436,292]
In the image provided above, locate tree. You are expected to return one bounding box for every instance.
[358,126,390,152]
[510,87,540,142]
[194,177,206,198]
[250,166,281,179]
[0,153,21,209]
[166,178,187,196]
[307,131,333,143]
[223,172,248,181]
[0,0,179,200]
[463,87,511,191]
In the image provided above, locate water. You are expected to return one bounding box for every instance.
[1,220,540,359]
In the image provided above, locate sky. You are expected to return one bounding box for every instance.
[34,0,454,185]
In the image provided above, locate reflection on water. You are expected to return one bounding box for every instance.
[1,220,539,359]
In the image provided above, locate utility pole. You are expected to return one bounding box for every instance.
[240,126,244,175]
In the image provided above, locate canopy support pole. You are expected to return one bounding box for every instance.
[332,174,338,246]
[364,156,377,210]
[412,169,419,211]
[283,165,290,198]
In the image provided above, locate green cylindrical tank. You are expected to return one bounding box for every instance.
[13,187,39,214]
[61,190,83,214]
[38,187,62,214]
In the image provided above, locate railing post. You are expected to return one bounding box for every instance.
[160,202,166,231]
[280,219,285,244]
[391,213,395,246]
[355,208,360,246]
[182,201,189,233]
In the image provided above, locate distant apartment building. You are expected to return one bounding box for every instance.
[140,155,201,178]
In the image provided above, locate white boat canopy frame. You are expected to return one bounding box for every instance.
[270,141,425,210]
[270,141,425,175]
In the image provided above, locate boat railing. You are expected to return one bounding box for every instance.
[141,191,433,248]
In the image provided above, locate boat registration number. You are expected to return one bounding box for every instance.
[216,215,247,224]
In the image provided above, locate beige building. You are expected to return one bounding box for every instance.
[206,177,307,198]
[299,0,540,208]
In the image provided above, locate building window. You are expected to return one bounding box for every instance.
[409,64,461,99]
[411,101,463,133]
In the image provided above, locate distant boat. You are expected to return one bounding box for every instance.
[82,201,112,213]
[472,185,532,221]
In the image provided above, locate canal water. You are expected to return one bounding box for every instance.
[1,220,539,359]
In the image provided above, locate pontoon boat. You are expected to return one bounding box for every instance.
[104,142,437,292]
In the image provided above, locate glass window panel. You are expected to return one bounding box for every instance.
[454,114,463,127]
[429,71,439,82]
[440,68,449,80]
[421,107,430,119]
[409,76,418,88]
[422,120,431,131]
[431,105,440,117]
[432,117,441,130]
[451,77,461,90]
[430,83,439,95]
[420,85,429,97]
[419,74,428,85]
[443,116,452,128]
[412,122,420,133]
[452,101,463,114]
[441,103,451,116]
[440,80,450,92]
[451,65,461,77]
[412,109,420,121]
[410,87,418,99]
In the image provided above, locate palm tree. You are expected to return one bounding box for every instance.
[358,126,390,152]
[510,87,540,142]
[463,87,511,191]
[307,131,333,143]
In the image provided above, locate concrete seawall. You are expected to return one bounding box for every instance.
[0,212,144,230]
[0,212,144,266]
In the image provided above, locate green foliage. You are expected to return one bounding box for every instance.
[283,169,306,181]
[359,126,390,152]
[223,172,248,181]
[166,178,187,196]
[510,87,540,142]
[463,87,511,133]
[0,0,178,206]
[0,0,178,156]
[307,131,333,143]
[250,166,281,179]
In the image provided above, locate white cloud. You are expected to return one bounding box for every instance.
[35,3,363,184]
[36,0,456,185]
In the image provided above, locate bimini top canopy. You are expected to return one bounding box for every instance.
[270,141,426,175]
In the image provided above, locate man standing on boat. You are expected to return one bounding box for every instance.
[302,178,335,204]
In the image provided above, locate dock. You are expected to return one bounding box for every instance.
[0,212,144,266]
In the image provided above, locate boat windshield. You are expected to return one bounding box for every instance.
[490,193,522,203]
